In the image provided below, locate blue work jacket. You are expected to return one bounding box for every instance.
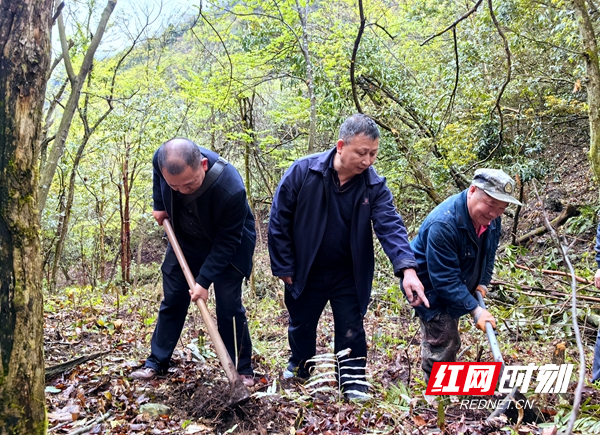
[268,148,418,314]
[594,224,600,269]
[409,190,501,322]
[152,147,256,288]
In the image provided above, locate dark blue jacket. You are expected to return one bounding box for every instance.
[595,223,600,268]
[409,190,501,322]
[268,148,418,314]
[152,147,256,288]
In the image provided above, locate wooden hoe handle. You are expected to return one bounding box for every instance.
[162,219,249,403]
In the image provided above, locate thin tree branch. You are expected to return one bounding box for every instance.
[510,175,524,245]
[41,134,56,149]
[367,22,396,40]
[66,412,112,435]
[80,0,118,84]
[421,0,484,46]
[52,2,65,26]
[532,182,584,435]
[507,29,583,56]
[463,0,513,172]
[437,26,460,135]
[48,56,63,79]
[368,28,420,87]
[194,2,233,111]
[359,76,435,137]
[487,0,511,146]
[57,11,76,83]
[512,263,590,284]
[217,3,302,49]
[350,0,366,113]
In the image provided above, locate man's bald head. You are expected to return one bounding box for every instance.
[157,138,203,175]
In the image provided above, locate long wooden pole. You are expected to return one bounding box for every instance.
[162,219,249,404]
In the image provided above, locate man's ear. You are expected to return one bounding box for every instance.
[201,157,209,171]
[336,139,345,153]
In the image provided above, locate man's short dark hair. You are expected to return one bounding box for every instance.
[157,138,203,175]
[339,114,380,143]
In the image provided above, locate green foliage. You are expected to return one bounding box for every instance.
[566,205,600,236]
[551,397,600,433]
[383,382,412,410]
[572,417,600,434]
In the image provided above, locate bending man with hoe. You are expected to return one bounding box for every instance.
[131,138,256,387]
[268,114,429,400]
[406,169,522,383]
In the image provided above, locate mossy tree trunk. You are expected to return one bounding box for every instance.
[572,0,600,181]
[0,0,52,433]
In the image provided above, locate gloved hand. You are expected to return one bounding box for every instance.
[471,306,496,331]
[476,285,487,298]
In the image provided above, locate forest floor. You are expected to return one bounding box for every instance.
[42,244,600,435]
[43,139,600,434]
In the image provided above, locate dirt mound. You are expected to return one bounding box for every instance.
[156,370,291,434]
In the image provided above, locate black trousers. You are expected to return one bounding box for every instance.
[145,241,253,375]
[284,268,366,386]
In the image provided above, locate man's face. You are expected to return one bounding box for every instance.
[467,186,509,228]
[336,133,379,176]
[162,158,209,195]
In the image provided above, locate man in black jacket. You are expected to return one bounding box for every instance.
[268,114,428,399]
[131,138,256,386]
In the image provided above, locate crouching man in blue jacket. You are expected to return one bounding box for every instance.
[408,169,521,383]
[268,114,429,399]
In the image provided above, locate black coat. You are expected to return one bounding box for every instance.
[268,148,417,314]
[152,147,256,288]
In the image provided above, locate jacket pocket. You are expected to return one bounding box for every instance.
[458,245,475,261]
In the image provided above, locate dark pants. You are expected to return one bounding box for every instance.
[420,312,461,383]
[593,327,600,382]
[145,242,253,375]
[285,268,366,387]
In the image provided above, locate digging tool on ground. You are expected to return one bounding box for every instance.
[475,292,542,423]
[475,292,505,367]
[162,218,250,405]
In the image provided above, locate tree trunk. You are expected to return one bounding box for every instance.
[239,96,257,296]
[37,0,117,213]
[120,143,132,286]
[0,0,52,433]
[50,138,88,292]
[296,0,316,154]
[572,0,600,180]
